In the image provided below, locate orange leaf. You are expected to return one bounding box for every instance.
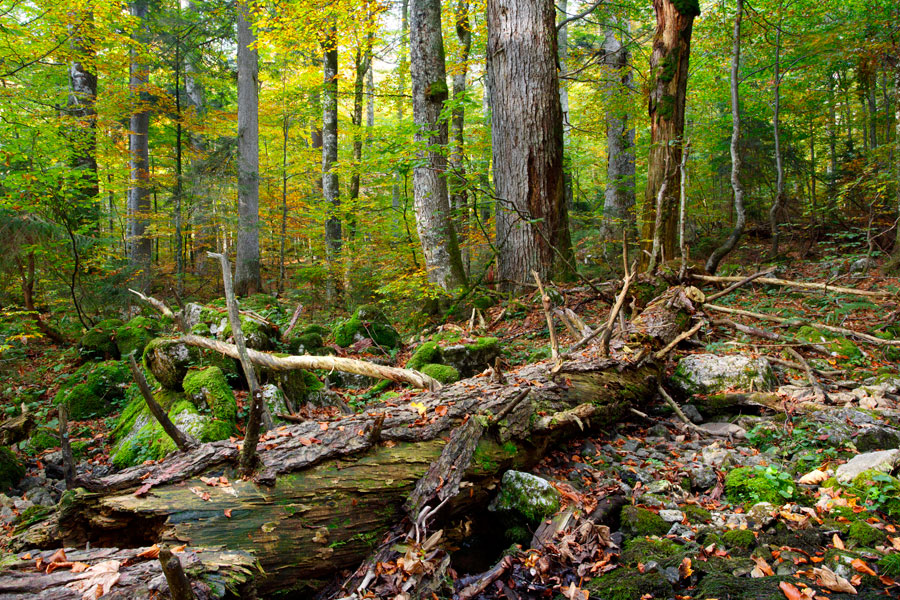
[224,508,233,518]
[319,422,329,431]
[435,405,448,417]
[136,544,160,559]
[832,533,845,549]
[779,581,804,600]
[851,558,876,576]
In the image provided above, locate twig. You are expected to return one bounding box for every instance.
[564,323,605,356]
[786,347,828,403]
[693,273,893,299]
[705,303,900,346]
[704,267,776,302]
[766,355,841,376]
[281,302,304,341]
[128,354,199,452]
[128,288,175,319]
[654,320,704,360]
[711,318,829,354]
[657,385,731,437]
[58,404,75,490]
[158,547,195,600]
[532,271,559,362]
[495,389,530,421]
[599,265,636,356]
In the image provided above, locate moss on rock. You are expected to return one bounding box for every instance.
[488,470,560,525]
[26,428,59,455]
[621,506,670,537]
[722,528,757,552]
[333,305,400,349]
[725,466,794,505]
[115,316,159,357]
[406,342,441,371]
[143,338,201,390]
[183,367,237,424]
[0,447,24,491]
[585,569,674,600]
[54,360,130,419]
[621,537,683,566]
[847,521,885,547]
[78,318,123,360]
[420,363,460,384]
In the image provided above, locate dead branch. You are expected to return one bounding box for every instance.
[128,354,199,452]
[532,271,560,362]
[179,334,441,391]
[128,288,175,319]
[694,273,893,299]
[704,267,776,302]
[58,404,75,490]
[599,265,636,355]
[786,347,828,403]
[658,385,731,437]
[654,320,704,360]
[705,303,900,346]
[766,355,841,376]
[711,318,830,355]
[159,547,196,600]
[281,302,304,342]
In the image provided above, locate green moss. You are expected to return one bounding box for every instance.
[722,528,757,551]
[287,332,324,355]
[0,447,24,491]
[183,367,237,424]
[222,316,275,350]
[143,338,201,390]
[621,537,683,566]
[504,525,531,544]
[303,324,330,337]
[12,505,52,534]
[27,428,59,454]
[847,521,885,547]
[78,318,123,360]
[115,316,159,357]
[795,327,861,361]
[333,305,400,349]
[407,342,441,371]
[657,94,676,120]
[682,504,712,523]
[472,295,494,310]
[725,466,794,505]
[586,569,674,600]
[55,360,130,419]
[491,472,560,524]
[659,53,678,83]
[878,553,900,577]
[621,506,670,537]
[420,363,460,384]
[671,0,701,17]
[425,79,448,99]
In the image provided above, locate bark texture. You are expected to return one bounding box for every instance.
[234,0,261,297]
[409,0,467,290]
[67,9,99,228]
[640,0,699,269]
[450,0,472,254]
[322,24,342,287]
[488,0,574,288]
[127,0,152,291]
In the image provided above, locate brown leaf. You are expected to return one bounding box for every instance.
[298,437,313,446]
[851,558,876,576]
[47,548,67,565]
[224,508,233,518]
[435,405,448,417]
[70,562,89,573]
[65,559,121,600]
[751,556,775,577]
[779,581,804,600]
[136,544,160,559]
[134,483,152,497]
[799,469,828,485]
[813,566,857,594]
[832,533,845,550]
[189,487,211,501]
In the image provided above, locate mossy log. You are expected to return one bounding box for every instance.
[14,288,698,597]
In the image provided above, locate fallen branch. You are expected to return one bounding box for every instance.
[159,547,195,600]
[705,303,900,347]
[128,353,199,452]
[704,268,776,302]
[654,320,704,360]
[532,271,559,362]
[766,355,841,376]
[711,318,830,354]
[281,302,304,342]
[786,347,828,403]
[694,274,893,299]
[129,288,175,319]
[658,385,731,437]
[179,334,441,391]
[599,266,636,355]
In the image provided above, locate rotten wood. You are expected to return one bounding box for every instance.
[0,405,34,446]
[159,547,195,600]
[693,273,894,299]
[58,405,75,490]
[532,270,559,362]
[128,354,198,452]
[704,267,776,302]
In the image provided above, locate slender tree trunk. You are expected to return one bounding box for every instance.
[128,1,152,292]
[450,0,471,271]
[173,33,184,296]
[392,0,409,211]
[67,9,99,229]
[601,17,637,258]
[234,0,261,296]
[349,34,373,240]
[488,0,574,288]
[557,0,574,211]
[705,0,744,275]
[769,0,785,257]
[409,0,467,291]
[827,73,837,210]
[280,72,289,292]
[322,24,342,298]
[640,0,699,270]
[366,62,375,135]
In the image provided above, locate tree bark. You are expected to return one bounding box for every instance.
[769,0,785,257]
[488,0,574,289]
[234,0,261,297]
[322,23,342,297]
[449,0,472,268]
[558,0,573,211]
[705,0,744,274]
[349,32,374,239]
[639,0,699,269]
[128,0,152,292]
[67,9,99,230]
[409,0,467,291]
[601,17,637,258]
[392,0,409,211]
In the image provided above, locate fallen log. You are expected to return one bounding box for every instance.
[11,287,698,597]
[692,273,894,299]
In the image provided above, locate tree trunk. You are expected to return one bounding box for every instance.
[349,34,374,239]
[322,23,342,298]
[392,0,409,211]
[769,0,785,257]
[558,0,574,211]
[128,0,152,293]
[67,8,99,230]
[488,0,574,289]
[409,0,467,291]
[601,17,637,259]
[234,0,261,297]
[25,286,697,597]
[450,0,472,272]
[639,0,699,270]
[705,0,744,275]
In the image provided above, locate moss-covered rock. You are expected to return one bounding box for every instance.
[54,360,131,419]
[285,331,325,355]
[78,318,124,360]
[796,326,862,361]
[221,315,276,351]
[406,342,441,371]
[143,338,201,390]
[671,354,775,396]
[722,528,757,552]
[333,305,400,349]
[115,316,159,357]
[488,470,560,525]
[259,360,324,407]
[261,384,289,420]
[111,389,233,468]
[441,337,500,377]
[585,568,674,600]
[682,504,712,523]
[25,428,59,455]
[620,506,670,537]
[182,367,237,424]
[847,521,886,547]
[725,466,794,505]
[0,447,24,491]
[420,363,460,384]
[621,537,683,566]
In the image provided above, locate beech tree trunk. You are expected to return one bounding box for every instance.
[488,0,574,289]
[392,0,409,211]
[322,23,342,297]
[640,0,699,269]
[769,0,785,257]
[409,0,467,290]
[601,18,637,257]
[127,0,152,292]
[558,0,574,210]
[705,0,744,275]
[449,0,471,258]
[67,9,99,230]
[234,0,261,297]
[349,33,374,240]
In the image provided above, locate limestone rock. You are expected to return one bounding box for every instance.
[672,354,775,396]
[488,470,560,524]
[835,449,900,483]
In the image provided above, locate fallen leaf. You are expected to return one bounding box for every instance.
[779,581,804,600]
[813,565,857,594]
[65,560,121,600]
[171,545,186,553]
[47,548,67,565]
[679,556,693,579]
[851,558,876,576]
[70,562,89,573]
[136,545,159,559]
[319,422,329,431]
[435,405,448,417]
[133,483,152,497]
[189,487,211,501]
[832,533,845,550]
[751,556,775,577]
[799,470,828,485]
[224,508,232,518]
[298,437,313,446]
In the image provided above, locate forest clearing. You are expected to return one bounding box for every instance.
[1,0,900,599]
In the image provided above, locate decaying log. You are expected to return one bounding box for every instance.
[692,273,894,299]
[0,546,256,599]
[179,334,441,391]
[0,405,34,446]
[11,287,698,597]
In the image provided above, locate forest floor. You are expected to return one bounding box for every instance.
[2,240,900,599]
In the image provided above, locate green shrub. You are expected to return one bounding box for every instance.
[725,466,794,505]
[0,447,24,491]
